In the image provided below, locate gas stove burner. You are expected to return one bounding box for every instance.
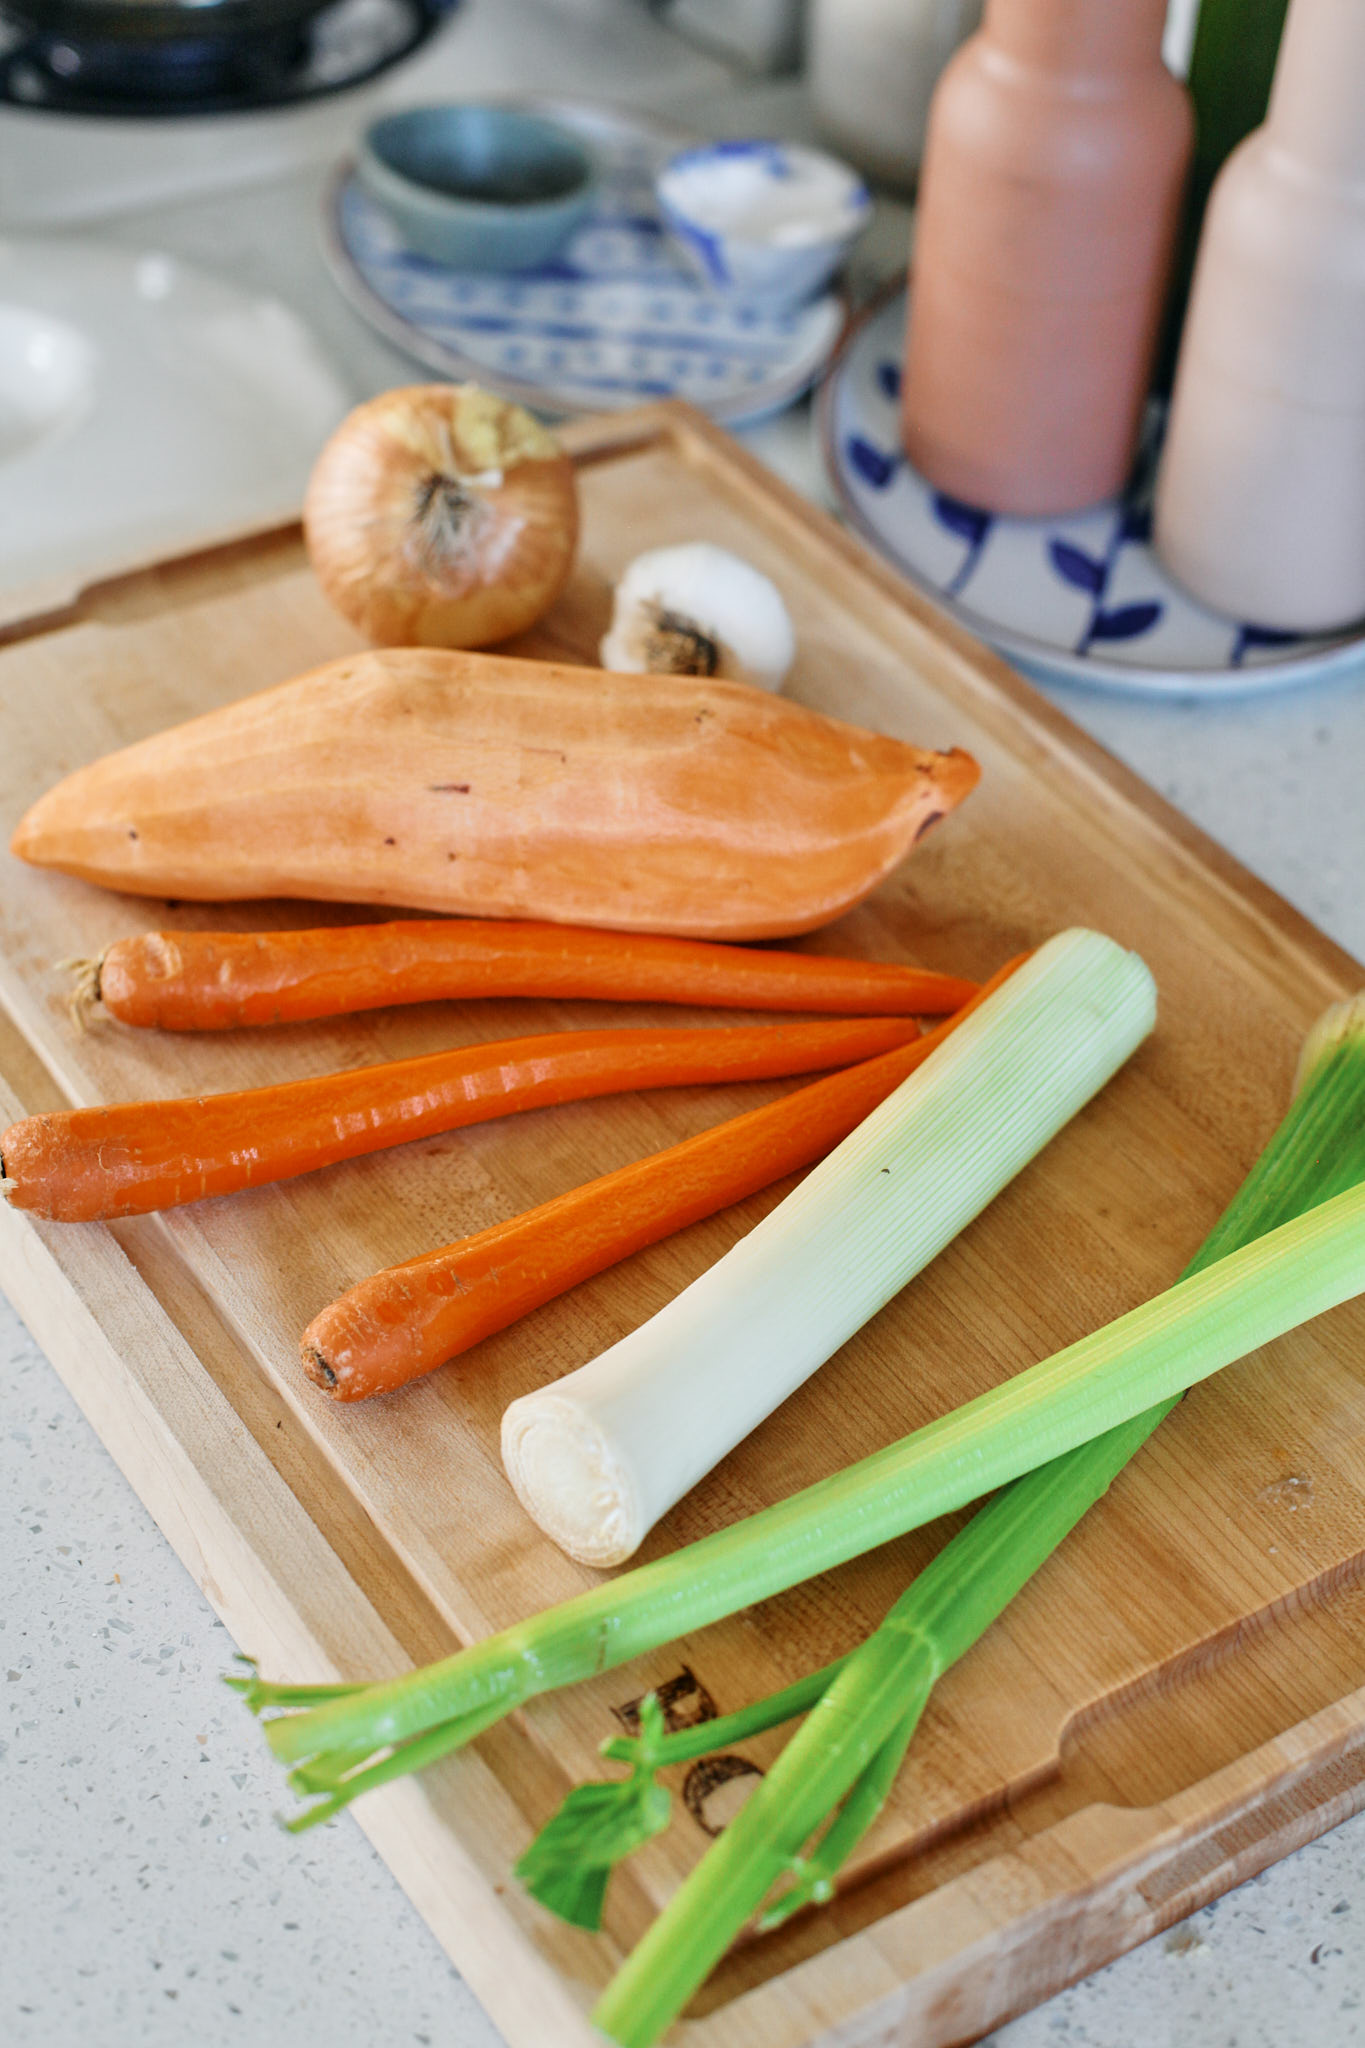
[0,0,459,115]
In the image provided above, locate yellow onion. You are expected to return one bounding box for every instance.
[303,383,579,648]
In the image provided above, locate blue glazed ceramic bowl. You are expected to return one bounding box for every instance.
[357,105,596,273]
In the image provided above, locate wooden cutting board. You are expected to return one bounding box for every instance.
[3,400,1365,2048]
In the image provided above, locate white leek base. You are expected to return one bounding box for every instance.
[502,928,1157,1565]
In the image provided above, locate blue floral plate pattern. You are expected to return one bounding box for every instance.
[819,290,1365,697]
[324,98,846,427]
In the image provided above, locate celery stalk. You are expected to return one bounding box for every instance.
[756,1699,924,1928]
[590,1410,1161,2045]
[591,1000,1365,2042]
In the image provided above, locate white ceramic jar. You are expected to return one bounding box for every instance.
[808,0,984,191]
[1154,0,1365,630]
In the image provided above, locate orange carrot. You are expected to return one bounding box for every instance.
[301,959,1026,1401]
[82,920,978,1032]
[0,1017,927,1224]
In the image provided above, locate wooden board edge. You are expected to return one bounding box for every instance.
[0,1066,607,2048]
[687,1685,1365,2048]
[0,513,308,646]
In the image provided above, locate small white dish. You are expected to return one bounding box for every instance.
[656,139,870,313]
[819,288,1365,698]
[0,239,350,622]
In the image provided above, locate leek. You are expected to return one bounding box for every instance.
[589,994,1365,2044]
[502,927,1157,1565]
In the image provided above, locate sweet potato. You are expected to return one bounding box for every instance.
[10,648,979,941]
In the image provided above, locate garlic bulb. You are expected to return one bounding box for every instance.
[600,543,796,692]
[304,384,579,649]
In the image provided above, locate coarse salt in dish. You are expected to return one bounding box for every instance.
[657,140,870,310]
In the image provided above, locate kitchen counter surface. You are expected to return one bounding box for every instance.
[5,4,1365,2044]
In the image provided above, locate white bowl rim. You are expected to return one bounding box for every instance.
[656,139,871,250]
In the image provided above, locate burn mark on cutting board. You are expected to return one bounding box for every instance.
[612,1665,716,1736]
[683,1754,763,1836]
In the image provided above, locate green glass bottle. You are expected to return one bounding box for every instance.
[1156,0,1290,387]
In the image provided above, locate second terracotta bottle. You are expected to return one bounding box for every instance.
[901,0,1192,516]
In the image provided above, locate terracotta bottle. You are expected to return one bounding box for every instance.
[900,0,1192,516]
[1154,0,1365,631]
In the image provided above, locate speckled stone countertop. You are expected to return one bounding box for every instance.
[6,4,1365,2044]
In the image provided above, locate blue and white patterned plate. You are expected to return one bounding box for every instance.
[819,290,1365,697]
[323,98,847,427]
